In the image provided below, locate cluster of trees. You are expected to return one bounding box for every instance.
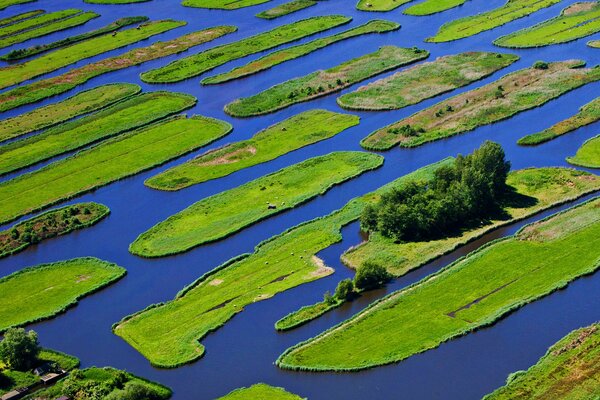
[8,206,88,244]
[0,328,41,371]
[361,141,511,242]
[61,369,163,400]
[325,261,392,304]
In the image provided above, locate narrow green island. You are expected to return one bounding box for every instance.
[85,0,151,3]
[183,0,269,9]
[356,0,412,12]
[404,0,467,16]
[202,20,399,85]
[0,0,36,10]
[0,115,232,225]
[484,323,600,399]
[0,91,197,176]
[1,16,150,61]
[518,96,600,145]
[0,26,235,114]
[361,60,600,150]
[0,9,86,38]
[0,10,44,28]
[276,297,343,331]
[337,52,518,111]
[590,39,600,47]
[131,151,383,257]
[225,46,429,117]
[277,197,600,371]
[217,384,304,400]
[567,134,600,168]
[0,83,141,143]
[427,0,562,43]
[0,203,109,259]
[146,109,359,190]
[495,2,600,48]
[0,258,126,332]
[256,0,316,19]
[141,16,350,83]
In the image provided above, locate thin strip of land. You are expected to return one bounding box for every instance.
[404,0,467,16]
[256,0,316,19]
[277,197,600,371]
[225,46,429,117]
[0,26,235,114]
[0,9,82,38]
[356,0,412,12]
[0,0,35,10]
[590,39,600,47]
[276,298,342,331]
[337,52,518,111]
[0,91,197,176]
[0,115,232,225]
[518,96,600,145]
[427,0,562,43]
[361,60,600,150]
[0,10,44,28]
[85,0,151,3]
[202,20,400,85]
[145,109,359,190]
[131,151,383,257]
[495,2,600,48]
[217,384,303,400]
[567,134,600,168]
[0,257,126,332]
[182,0,270,10]
[140,15,351,83]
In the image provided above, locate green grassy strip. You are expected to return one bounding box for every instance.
[1,16,150,61]
[567,134,600,168]
[0,0,35,10]
[495,2,600,48]
[404,0,466,15]
[183,0,270,10]
[518,96,600,145]
[361,60,600,150]
[0,202,109,259]
[0,257,126,332]
[337,52,518,111]
[277,197,600,371]
[356,0,412,12]
[0,10,100,49]
[275,299,342,331]
[225,46,429,117]
[131,151,383,257]
[0,83,141,143]
[256,0,317,19]
[0,91,197,176]
[85,0,151,3]
[0,8,81,38]
[590,39,600,47]
[202,20,400,85]
[141,15,351,83]
[484,323,600,399]
[0,26,235,114]
[0,10,44,28]
[0,115,232,225]
[0,19,184,90]
[217,384,304,400]
[113,161,446,368]
[145,109,359,190]
[427,0,562,43]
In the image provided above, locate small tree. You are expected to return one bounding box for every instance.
[0,328,41,371]
[334,279,355,301]
[354,262,391,291]
[533,61,549,70]
[323,291,336,305]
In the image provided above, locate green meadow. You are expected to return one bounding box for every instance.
[146,109,359,190]
[0,257,126,332]
[0,0,35,10]
[0,91,197,176]
[225,46,429,117]
[131,152,383,257]
[0,10,44,27]
[0,115,232,225]
[567,134,600,168]
[277,198,600,371]
[361,60,600,150]
[356,0,412,12]
[183,0,270,9]
[0,8,84,37]
[217,384,304,400]
[404,0,466,16]
[256,0,316,19]
[141,15,350,83]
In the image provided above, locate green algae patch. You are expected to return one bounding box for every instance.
[337,52,518,111]
[217,383,304,400]
[141,16,350,83]
[146,109,359,190]
[0,257,126,332]
[256,0,316,19]
[131,151,383,257]
[361,60,600,150]
[0,115,232,225]
[278,197,600,371]
[225,46,429,117]
[567,134,600,168]
[404,0,467,15]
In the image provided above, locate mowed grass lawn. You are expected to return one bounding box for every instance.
[567,134,600,168]
[404,0,467,16]
[145,109,359,190]
[0,257,125,332]
[278,197,600,371]
[130,151,383,257]
[217,384,304,400]
[0,115,232,225]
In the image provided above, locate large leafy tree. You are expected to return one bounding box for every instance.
[0,328,40,371]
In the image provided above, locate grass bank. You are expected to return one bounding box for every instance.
[0,0,35,10]
[0,115,232,225]
[0,10,44,28]
[567,134,600,168]
[217,384,304,400]
[141,16,350,83]
[275,298,342,331]
[0,26,235,114]
[183,0,269,9]
[202,20,400,85]
[277,197,600,371]
[146,109,358,190]
[0,257,126,332]
[131,151,383,257]
[256,0,316,19]
[518,96,600,145]
[0,91,197,176]
[356,0,411,12]
[337,52,518,111]
[361,60,600,150]
[427,0,562,42]
[225,46,429,117]
[404,0,466,16]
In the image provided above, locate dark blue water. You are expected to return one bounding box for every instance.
[0,0,599,398]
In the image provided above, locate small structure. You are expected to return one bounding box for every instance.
[57,396,71,400]
[33,363,51,376]
[41,370,67,385]
[1,387,29,400]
